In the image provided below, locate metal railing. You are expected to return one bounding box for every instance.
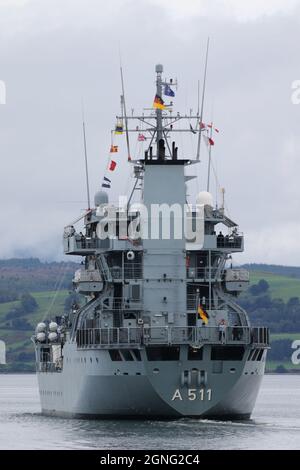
[187,266,220,280]
[101,297,143,310]
[186,295,220,310]
[73,269,102,283]
[217,235,243,249]
[64,236,103,252]
[110,263,143,280]
[76,326,269,349]
[37,362,62,373]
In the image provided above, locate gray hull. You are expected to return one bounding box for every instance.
[37,343,266,419]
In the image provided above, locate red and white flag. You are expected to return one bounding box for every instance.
[206,123,219,133]
[203,135,215,147]
[109,160,117,171]
[138,133,146,142]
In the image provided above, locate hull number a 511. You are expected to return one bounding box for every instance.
[171,388,212,401]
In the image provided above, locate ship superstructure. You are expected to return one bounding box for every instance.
[33,64,269,418]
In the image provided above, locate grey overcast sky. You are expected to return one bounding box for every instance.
[0,0,300,265]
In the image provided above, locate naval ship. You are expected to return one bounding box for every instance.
[33,64,269,419]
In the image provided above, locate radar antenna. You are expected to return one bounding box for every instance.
[196,37,210,161]
[82,105,91,210]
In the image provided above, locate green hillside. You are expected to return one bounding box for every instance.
[0,260,300,372]
[249,272,300,302]
[0,290,69,371]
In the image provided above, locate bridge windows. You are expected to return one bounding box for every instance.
[109,350,123,361]
[247,348,265,362]
[108,349,142,361]
[188,346,203,360]
[211,346,245,361]
[146,346,180,361]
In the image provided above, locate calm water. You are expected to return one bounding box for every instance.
[0,374,299,450]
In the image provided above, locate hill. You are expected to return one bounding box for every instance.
[248,271,300,302]
[243,263,300,279]
[0,259,299,373]
[0,290,69,371]
[0,257,78,294]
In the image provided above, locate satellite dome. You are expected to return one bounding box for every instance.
[48,332,58,342]
[196,191,213,207]
[94,191,109,207]
[36,332,46,342]
[49,321,58,332]
[36,322,46,333]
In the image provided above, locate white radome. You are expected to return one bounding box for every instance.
[36,322,46,333]
[36,332,46,342]
[196,191,213,207]
[49,321,58,332]
[48,332,58,342]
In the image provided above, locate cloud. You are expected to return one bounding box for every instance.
[0,0,300,265]
[148,0,300,21]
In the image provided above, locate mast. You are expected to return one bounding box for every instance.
[196,37,209,161]
[155,64,164,160]
[120,66,131,161]
[82,113,91,210]
[206,123,213,192]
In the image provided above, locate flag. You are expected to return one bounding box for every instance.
[164,84,175,97]
[101,176,111,189]
[189,124,196,135]
[197,304,209,324]
[110,145,118,153]
[203,135,215,146]
[138,133,146,142]
[109,160,117,171]
[206,123,219,133]
[153,94,165,110]
[115,123,123,135]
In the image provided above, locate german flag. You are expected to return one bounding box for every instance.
[197,304,209,325]
[153,94,166,110]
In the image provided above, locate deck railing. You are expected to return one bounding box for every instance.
[76,326,269,349]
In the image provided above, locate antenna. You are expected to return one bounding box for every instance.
[82,106,91,210]
[197,79,200,117]
[206,123,213,192]
[221,187,225,213]
[120,65,131,161]
[196,37,209,161]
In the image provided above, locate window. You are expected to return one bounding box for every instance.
[122,350,134,361]
[211,346,245,361]
[252,349,261,361]
[188,346,203,360]
[257,349,264,361]
[146,347,180,361]
[131,285,140,300]
[109,350,123,361]
[132,349,141,361]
